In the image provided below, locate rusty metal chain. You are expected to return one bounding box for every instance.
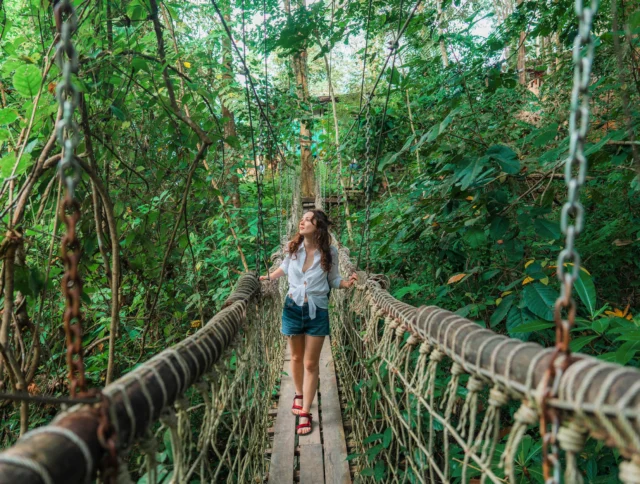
[54,0,86,399]
[539,0,599,481]
[55,0,119,477]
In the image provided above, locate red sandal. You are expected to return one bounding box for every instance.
[292,394,303,415]
[297,412,313,435]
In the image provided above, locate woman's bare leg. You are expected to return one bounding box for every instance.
[289,335,305,415]
[299,335,325,434]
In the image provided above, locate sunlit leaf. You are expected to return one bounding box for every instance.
[0,108,18,125]
[13,64,41,97]
[447,273,466,284]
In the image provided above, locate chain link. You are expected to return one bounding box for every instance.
[540,0,599,481]
[55,1,119,477]
[54,0,82,200]
[54,0,87,399]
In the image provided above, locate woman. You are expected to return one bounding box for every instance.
[260,210,357,435]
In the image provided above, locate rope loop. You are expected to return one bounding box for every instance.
[139,431,157,456]
[20,426,93,483]
[385,316,398,329]
[467,376,485,393]
[0,455,54,484]
[395,323,406,338]
[488,386,509,408]
[557,420,587,454]
[160,407,178,429]
[406,334,421,346]
[514,401,538,425]
[175,397,189,412]
[195,380,209,394]
[429,348,444,363]
[419,341,431,354]
[620,459,640,484]
[451,361,465,377]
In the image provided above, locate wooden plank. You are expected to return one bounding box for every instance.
[319,340,351,484]
[299,443,325,484]
[299,340,324,484]
[269,345,296,484]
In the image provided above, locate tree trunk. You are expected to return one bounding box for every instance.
[518,30,526,85]
[285,0,315,200]
[221,3,241,208]
[106,0,113,51]
[0,235,18,387]
[436,0,449,67]
[555,32,561,72]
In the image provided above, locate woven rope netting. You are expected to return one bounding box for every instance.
[118,288,282,483]
[0,271,284,484]
[332,247,640,483]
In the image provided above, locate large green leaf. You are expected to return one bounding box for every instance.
[574,270,596,318]
[439,108,460,134]
[110,105,126,121]
[570,335,599,352]
[615,341,640,365]
[382,427,392,448]
[486,144,520,174]
[1,152,31,178]
[392,283,425,299]
[463,227,486,248]
[534,218,560,240]
[533,124,559,147]
[490,294,514,328]
[455,156,488,190]
[490,216,509,239]
[0,108,18,125]
[509,320,555,333]
[523,283,558,321]
[13,64,42,98]
[506,306,535,341]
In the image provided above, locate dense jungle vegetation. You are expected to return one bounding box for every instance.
[0,0,639,480]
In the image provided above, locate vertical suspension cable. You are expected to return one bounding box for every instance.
[357,0,405,271]
[240,0,267,274]
[354,0,374,150]
[329,0,342,241]
[263,0,281,246]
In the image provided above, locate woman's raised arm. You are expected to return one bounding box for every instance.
[259,267,285,281]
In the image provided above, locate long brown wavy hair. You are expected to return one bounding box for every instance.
[288,210,333,273]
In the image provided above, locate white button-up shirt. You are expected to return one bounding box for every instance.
[280,244,342,320]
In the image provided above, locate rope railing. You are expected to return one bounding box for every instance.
[332,246,640,483]
[0,272,284,484]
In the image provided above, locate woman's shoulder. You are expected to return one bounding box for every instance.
[329,245,339,255]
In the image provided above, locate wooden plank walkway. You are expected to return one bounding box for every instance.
[268,339,351,484]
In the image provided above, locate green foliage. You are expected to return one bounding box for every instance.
[0,0,637,481]
[12,64,41,97]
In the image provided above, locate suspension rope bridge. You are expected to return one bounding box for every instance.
[1,243,640,483]
[2,0,640,482]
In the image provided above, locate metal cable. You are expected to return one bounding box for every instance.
[209,0,292,171]
[356,0,405,271]
[239,0,268,274]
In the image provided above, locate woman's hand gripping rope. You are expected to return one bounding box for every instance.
[340,272,358,289]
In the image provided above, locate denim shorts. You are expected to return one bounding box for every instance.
[281,296,330,337]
